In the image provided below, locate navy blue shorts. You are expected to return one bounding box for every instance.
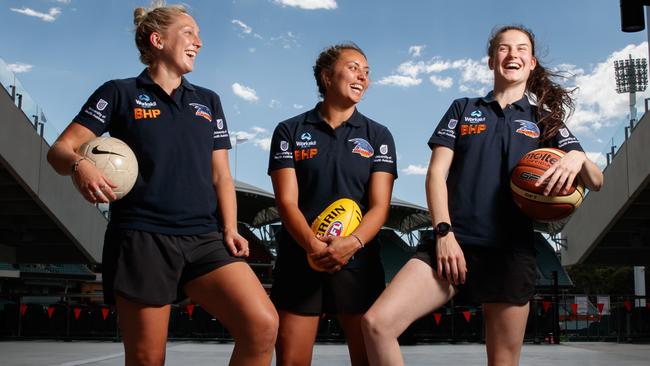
[413,238,537,305]
[102,228,244,306]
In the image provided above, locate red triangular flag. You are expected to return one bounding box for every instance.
[20,304,27,317]
[543,301,552,313]
[186,304,195,318]
[101,308,109,320]
[597,303,604,314]
[571,303,578,315]
[74,308,81,320]
[463,310,471,323]
[433,313,442,326]
[47,306,55,319]
[623,300,632,313]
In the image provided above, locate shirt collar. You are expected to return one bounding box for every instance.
[480,90,531,111]
[135,68,196,91]
[304,102,362,127]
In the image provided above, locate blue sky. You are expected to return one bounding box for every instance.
[1,0,649,207]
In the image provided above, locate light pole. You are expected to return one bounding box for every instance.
[233,134,248,181]
[614,54,648,130]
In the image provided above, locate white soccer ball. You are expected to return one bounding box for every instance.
[75,137,138,200]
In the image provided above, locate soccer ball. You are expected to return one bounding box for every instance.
[75,137,138,200]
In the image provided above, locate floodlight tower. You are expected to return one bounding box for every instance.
[614,54,648,129]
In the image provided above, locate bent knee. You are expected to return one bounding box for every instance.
[361,310,394,338]
[238,309,279,352]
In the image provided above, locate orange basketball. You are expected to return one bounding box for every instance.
[510,148,584,222]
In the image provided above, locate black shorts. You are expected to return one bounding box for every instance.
[413,238,537,305]
[270,236,385,315]
[102,228,244,306]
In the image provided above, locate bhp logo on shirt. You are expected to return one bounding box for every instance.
[133,108,161,120]
[460,124,487,136]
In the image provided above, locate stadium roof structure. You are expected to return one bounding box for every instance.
[238,184,431,233]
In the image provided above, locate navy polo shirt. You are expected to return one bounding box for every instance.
[268,103,397,267]
[428,92,583,248]
[74,69,231,235]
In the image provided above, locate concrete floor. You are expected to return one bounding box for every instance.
[1,341,650,365]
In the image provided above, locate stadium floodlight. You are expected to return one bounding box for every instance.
[614,56,648,93]
[614,54,648,127]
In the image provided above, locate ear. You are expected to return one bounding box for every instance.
[530,56,537,70]
[320,68,332,89]
[150,32,163,50]
[488,56,494,71]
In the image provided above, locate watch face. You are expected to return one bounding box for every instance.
[436,222,451,235]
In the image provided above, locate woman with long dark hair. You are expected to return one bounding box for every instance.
[362,25,603,366]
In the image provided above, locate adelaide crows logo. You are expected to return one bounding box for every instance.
[514,120,540,138]
[348,138,374,158]
[189,103,212,122]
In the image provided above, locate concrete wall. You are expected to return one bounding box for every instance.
[561,113,650,266]
[0,90,106,263]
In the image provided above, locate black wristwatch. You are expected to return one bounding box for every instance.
[434,222,452,237]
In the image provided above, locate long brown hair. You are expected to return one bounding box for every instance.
[488,25,575,141]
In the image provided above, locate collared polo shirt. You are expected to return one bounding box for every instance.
[268,103,397,267]
[74,69,231,235]
[428,92,583,248]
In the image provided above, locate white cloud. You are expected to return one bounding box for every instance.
[232,19,252,34]
[230,128,272,151]
[293,104,304,109]
[54,0,71,4]
[7,63,33,73]
[429,75,453,90]
[409,45,425,57]
[10,7,61,22]
[379,55,491,90]
[269,99,281,108]
[273,0,337,10]
[376,75,422,87]
[271,31,300,49]
[401,164,427,175]
[564,42,648,133]
[232,83,259,102]
[254,137,272,151]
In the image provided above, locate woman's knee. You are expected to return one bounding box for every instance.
[237,307,279,351]
[361,308,394,339]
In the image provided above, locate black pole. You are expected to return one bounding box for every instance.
[552,271,561,344]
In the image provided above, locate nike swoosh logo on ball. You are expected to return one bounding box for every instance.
[92,146,126,157]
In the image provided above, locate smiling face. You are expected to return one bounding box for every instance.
[489,29,537,87]
[321,49,369,106]
[153,13,202,75]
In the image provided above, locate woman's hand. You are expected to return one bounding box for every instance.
[436,232,467,286]
[72,159,118,203]
[535,150,586,196]
[223,228,249,257]
[309,235,360,273]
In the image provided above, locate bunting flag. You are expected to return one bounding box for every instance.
[47,306,55,319]
[463,310,471,323]
[543,301,552,313]
[186,304,195,318]
[597,303,604,315]
[20,304,27,317]
[433,313,442,326]
[101,308,110,320]
[571,303,578,315]
[623,300,632,313]
[74,308,81,320]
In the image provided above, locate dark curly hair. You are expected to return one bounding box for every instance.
[488,25,575,141]
[313,43,366,98]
